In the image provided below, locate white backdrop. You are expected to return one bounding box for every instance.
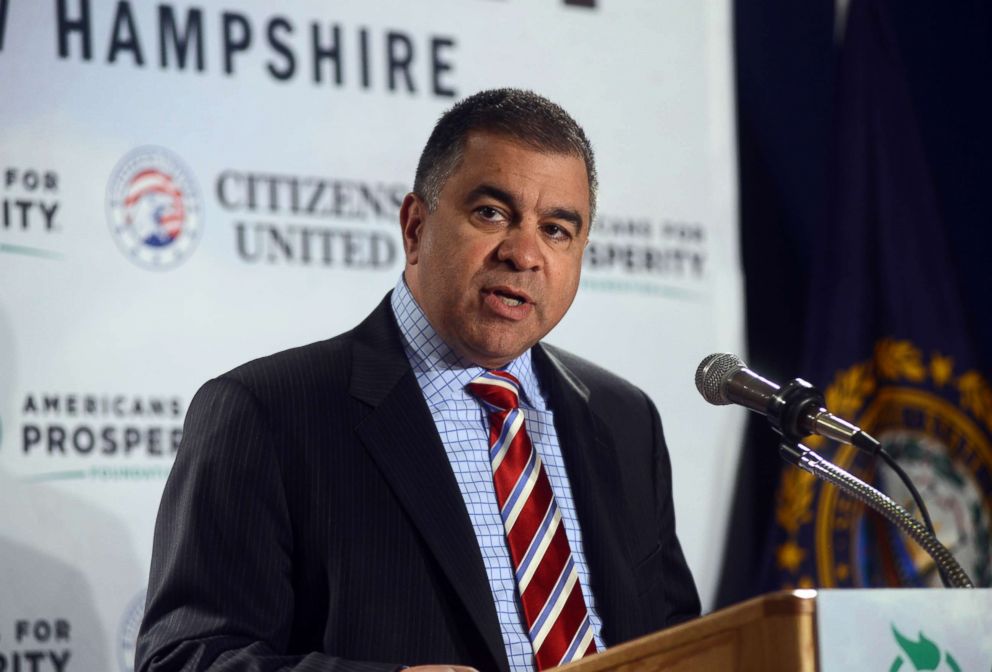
[0,1,745,669]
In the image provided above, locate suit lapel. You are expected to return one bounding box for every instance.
[534,344,641,647]
[349,297,509,672]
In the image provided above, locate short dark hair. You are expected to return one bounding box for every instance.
[413,88,598,221]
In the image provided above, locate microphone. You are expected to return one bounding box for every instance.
[696,355,959,585]
[695,353,880,454]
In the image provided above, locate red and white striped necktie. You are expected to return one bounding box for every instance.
[467,370,597,670]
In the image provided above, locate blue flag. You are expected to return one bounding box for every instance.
[764,0,992,589]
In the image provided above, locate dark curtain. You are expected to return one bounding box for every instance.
[717,0,992,607]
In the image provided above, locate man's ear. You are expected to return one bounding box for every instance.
[399,192,428,265]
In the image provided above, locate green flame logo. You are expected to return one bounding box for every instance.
[889,625,962,672]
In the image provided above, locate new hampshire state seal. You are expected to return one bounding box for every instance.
[775,339,992,587]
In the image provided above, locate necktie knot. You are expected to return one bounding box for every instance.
[467,370,522,412]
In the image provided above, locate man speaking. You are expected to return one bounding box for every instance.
[136,88,700,672]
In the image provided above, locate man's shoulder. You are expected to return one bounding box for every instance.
[538,342,648,404]
[213,295,399,401]
[217,332,355,399]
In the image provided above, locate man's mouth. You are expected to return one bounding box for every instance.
[489,288,530,307]
[495,292,524,307]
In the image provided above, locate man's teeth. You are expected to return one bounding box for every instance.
[497,294,524,307]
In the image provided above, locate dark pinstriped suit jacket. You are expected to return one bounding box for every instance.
[136,294,700,672]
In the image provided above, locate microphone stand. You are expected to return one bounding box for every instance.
[778,439,974,589]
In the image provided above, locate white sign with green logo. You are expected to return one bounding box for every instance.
[817,589,992,671]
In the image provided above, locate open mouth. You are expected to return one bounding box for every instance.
[489,288,529,307]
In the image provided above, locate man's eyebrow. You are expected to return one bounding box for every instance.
[466,184,585,232]
[542,207,584,233]
[465,184,520,212]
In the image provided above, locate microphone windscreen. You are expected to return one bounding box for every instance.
[695,353,746,405]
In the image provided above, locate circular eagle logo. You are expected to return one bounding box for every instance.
[117,589,146,672]
[106,147,203,270]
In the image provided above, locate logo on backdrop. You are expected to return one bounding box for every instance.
[10,392,184,482]
[48,3,458,97]
[889,625,962,672]
[582,215,710,301]
[117,590,146,672]
[216,170,402,270]
[1,167,63,260]
[0,618,72,672]
[106,147,202,270]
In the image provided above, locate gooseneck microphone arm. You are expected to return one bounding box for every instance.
[697,353,973,588]
[779,440,973,588]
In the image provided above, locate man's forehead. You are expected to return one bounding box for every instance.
[446,132,591,205]
[459,130,584,165]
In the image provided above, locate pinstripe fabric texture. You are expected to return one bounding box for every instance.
[390,280,604,671]
[135,293,701,672]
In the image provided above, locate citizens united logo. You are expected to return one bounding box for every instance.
[106,147,202,270]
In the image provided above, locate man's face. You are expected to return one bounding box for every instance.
[401,132,591,369]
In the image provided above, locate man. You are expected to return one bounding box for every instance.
[137,88,699,672]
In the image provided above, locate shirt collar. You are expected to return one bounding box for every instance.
[390,275,547,410]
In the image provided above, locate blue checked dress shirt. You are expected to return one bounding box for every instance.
[391,277,606,671]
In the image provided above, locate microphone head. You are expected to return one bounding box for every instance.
[695,353,747,405]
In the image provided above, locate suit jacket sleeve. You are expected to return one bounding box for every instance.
[644,389,701,627]
[136,377,400,672]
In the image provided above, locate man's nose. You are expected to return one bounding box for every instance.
[495,224,543,271]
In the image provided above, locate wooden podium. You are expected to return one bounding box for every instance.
[557,591,818,672]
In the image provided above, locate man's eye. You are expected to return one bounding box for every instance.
[476,206,505,222]
[543,224,574,243]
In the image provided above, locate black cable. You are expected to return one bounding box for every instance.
[876,447,950,588]
[852,432,936,535]
[875,449,936,535]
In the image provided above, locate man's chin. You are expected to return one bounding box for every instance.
[457,336,536,370]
